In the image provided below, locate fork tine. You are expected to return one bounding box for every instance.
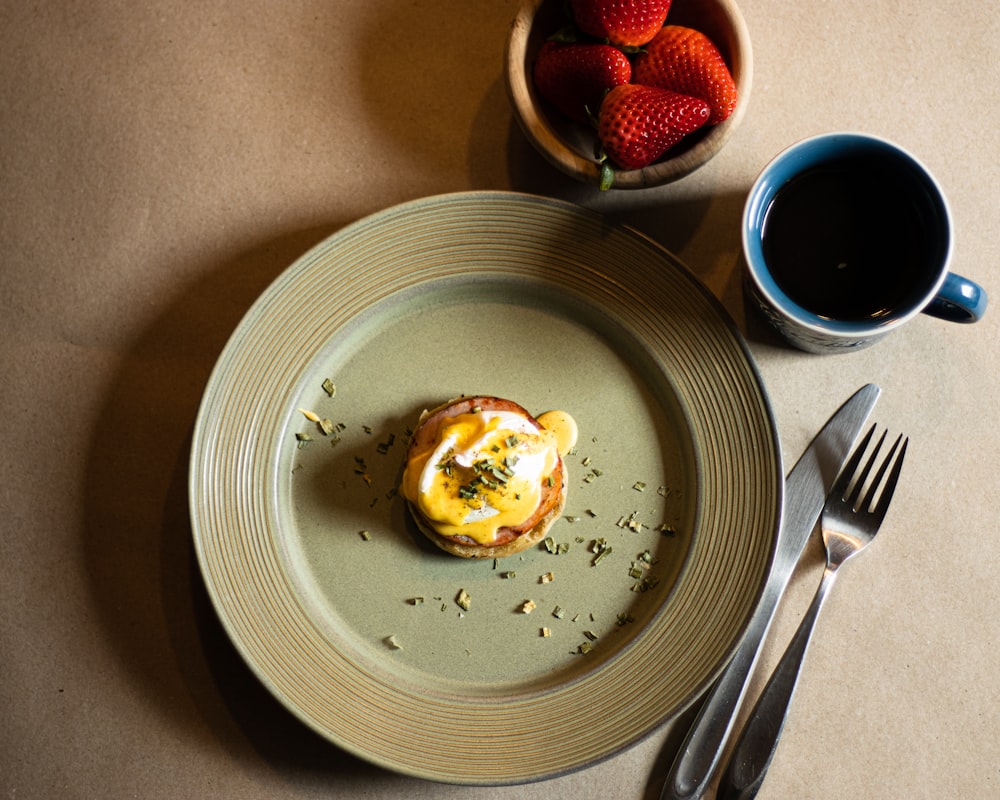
[834,424,876,502]
[869,435,908,525]
[848,428,889,509]
[860,433,902,509]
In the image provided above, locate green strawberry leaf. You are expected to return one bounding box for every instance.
[599,160,615,191]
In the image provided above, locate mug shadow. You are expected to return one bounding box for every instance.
[80,222,403,781]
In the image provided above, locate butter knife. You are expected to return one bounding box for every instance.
[659,383,880,800]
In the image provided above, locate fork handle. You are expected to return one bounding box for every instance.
[718,566,839,800]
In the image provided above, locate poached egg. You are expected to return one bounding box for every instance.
[401,400,577,545]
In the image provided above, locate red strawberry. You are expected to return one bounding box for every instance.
[632,25,738,125]
[570,0,673,48]
[598,83,709,170]
[533,41,632,124]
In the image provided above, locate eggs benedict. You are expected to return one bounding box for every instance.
[401,396,577,558]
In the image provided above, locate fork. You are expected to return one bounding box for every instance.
[718,425,908,800]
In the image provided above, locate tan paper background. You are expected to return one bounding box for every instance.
[3,1,998,797]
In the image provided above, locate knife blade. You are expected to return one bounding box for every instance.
[659,383,880,800]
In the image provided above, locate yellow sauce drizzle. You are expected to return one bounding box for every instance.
[401,407,576,545]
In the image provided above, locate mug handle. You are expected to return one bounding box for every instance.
[923,272,988,323]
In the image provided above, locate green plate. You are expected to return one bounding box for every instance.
[190,191,781,785]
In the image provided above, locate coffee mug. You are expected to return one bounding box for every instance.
[742,132,987,353]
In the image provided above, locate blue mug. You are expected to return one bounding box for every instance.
[743,132,987,353]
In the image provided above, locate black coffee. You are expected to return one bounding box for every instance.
[761,155,943,321]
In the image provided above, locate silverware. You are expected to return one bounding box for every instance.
[659,384,880,800]
[719,425,908,800]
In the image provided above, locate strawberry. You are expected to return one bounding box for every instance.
[632,25,738,125]
[570,0,673,48]
[598,83,709,171]
[533,41,632,124]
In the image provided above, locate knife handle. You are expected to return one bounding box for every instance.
[659,577,781,800]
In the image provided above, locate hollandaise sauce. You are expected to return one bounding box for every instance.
[402,404,577,545]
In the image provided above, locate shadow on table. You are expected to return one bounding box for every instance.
[170,446,376,775]
[81,221,405,784]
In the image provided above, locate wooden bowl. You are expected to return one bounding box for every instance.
[505,0,753,189]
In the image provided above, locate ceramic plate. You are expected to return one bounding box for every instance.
[190,191,781,785]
